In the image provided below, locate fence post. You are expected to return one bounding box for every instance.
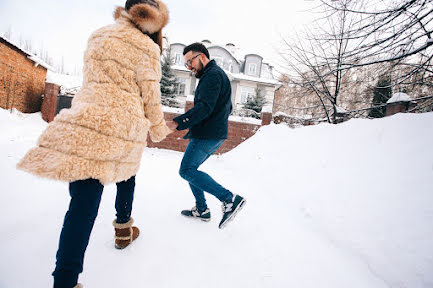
[261,106,273,126]
[41,82,60,122]
[385,101,416,116]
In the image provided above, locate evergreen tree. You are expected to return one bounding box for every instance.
[369,74,392,118]
[244,88,267,115]
[160,47,178,106]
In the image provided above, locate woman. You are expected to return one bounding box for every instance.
[17,0,170,287]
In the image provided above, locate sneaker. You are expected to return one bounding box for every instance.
[181,206,211,222]
[219,194,246,229]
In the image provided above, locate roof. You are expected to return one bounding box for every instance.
[228,71,281,87]
[0,35,55,71]
[387,92,413,103]
[207,45,242,64]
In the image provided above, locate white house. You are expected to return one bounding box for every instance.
[166,39,281,113]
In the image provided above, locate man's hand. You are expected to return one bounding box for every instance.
[166,120,178,131]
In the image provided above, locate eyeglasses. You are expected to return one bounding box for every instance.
[184,53,202,68]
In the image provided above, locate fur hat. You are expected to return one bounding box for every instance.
[116,0,169,52]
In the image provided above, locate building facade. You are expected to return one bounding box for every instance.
[167,40,281,113]
[0,36,53,113]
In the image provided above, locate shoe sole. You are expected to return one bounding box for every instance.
[181,214,211,222]
[219,198,246,229]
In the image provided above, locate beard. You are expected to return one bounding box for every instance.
[194,61,205,78]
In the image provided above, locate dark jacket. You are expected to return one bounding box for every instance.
[174,60,232,139]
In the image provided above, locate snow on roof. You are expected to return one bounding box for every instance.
[387,92,413,104]
[228,71,281,87]
[261,105,273,113]
[1,35,55,71]
[207,44,242,64]
[335,106,346,113]
[171,64,190,72]
[46,70,82,90]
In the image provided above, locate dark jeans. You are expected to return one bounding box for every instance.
[179,138,233,212]
[52,176,135,288]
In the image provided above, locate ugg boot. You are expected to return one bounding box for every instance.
[74,284,83,288]
[113,218,140,249]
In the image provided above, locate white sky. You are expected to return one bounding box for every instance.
[0,0,317,74]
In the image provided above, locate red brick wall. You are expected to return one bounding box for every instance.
[147,112,261,154]
[0,39,47,113]
[42,93,270,154]
[147,101,267,154]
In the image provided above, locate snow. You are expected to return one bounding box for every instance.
[335,105,346,113]
[162,105,184,114]
[387,92,412,104]
[1,35,55,71]
[46,70,82,91]
[261,105,273,113]
[186,94,195,102]
[229,115,262,125]
[1,108,433,288]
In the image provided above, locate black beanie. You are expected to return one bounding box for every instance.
[125,0,141,11]
[125,0,158,11]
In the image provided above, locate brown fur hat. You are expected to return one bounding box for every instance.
[114,0,169,52]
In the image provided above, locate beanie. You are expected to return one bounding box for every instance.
[125,0,159,11]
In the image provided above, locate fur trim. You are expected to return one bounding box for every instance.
[113,4,167,52]
[128,1,169,34]
[113,218,134,229]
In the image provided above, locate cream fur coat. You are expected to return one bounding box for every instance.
[17,2,170,185]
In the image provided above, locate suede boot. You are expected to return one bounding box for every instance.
[112,218,140,249]
[74,284,83,288]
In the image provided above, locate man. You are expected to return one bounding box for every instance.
[166,42,246,229]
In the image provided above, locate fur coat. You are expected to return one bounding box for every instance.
[17,2,170,185]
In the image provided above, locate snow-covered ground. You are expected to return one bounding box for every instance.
[1,108,432,288]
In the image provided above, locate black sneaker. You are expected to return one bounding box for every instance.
[181,206,211,222]
[219,194,246,229]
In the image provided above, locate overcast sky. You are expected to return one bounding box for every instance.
[0,0,317,74]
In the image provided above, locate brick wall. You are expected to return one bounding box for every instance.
[42,92,271,154]
[0,38,47,113]
[147,101,267,154]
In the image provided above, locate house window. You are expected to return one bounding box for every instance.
[241,86,255,103]
[228,61,233,73]
[175,53,182,65]
[176,78,186,95]
[212,56,223,67]
[248,63,257,75]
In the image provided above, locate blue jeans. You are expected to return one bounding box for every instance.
[52,176,135,288]
[179,138,233,212]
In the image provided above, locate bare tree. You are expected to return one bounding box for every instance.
[278,0,432,122]
[3,26,12,39]
[279,0,363,123]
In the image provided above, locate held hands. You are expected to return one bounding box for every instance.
[166,120,178,132]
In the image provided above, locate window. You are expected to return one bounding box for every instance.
[228,61,233,73]
[176,78,186,95]
[175,53,182,65]
[174,78,185,95]
[212,56,223,67]
[248,63,257,75]
[241,86,255,103]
